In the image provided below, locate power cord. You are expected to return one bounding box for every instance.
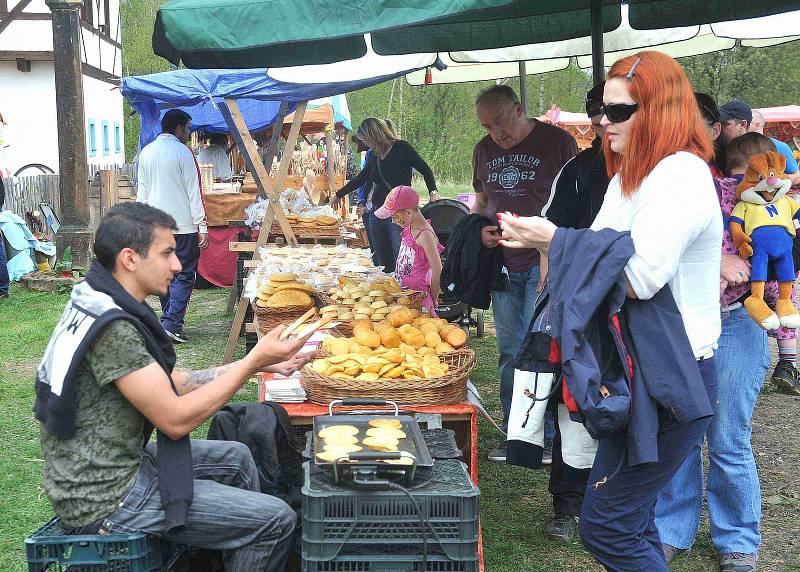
[387,481,428,569]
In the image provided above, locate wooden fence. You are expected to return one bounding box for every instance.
[2,164,136,232]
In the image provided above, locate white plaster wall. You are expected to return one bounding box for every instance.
[0,61,59,175]
[0,62,124,175]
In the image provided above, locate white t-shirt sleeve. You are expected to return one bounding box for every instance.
[181,149,208,234]
[625,154,715,299]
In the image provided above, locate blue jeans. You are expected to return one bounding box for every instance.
[0,230,8,295]
[101,440,297,572]
[490,266,540,431]
[160,233,200,334]
[580,358,717,572]
[365,210,401,273]
[655,307,769,554]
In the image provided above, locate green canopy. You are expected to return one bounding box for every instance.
[153,0,516,68]
[153,0,800,70]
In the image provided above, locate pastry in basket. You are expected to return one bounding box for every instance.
[269,272,299,283]
[362,436,400,452]
[274,282,317,295]
[366,427,407,439]
[318,424,360,438]
[266,290,314,309]
[368,418,403,429]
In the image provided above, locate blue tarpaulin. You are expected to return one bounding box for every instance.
[121,67,415,151]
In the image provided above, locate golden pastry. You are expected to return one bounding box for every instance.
[269,272,298,283]
[362,436,400,452]
[366,427,407,439]
[265,290,313,308]
[368,418,403,429]
[318,424,359,438]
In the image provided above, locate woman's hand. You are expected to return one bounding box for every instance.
[331,196,341,211]
[429,191,441,202]
[498,214,557,252]
[720,253,751,287]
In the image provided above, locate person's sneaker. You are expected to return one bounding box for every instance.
[662,543,687,563]
[720,552,756,572]
[487,441,506,462]
[165,329,188,344]
[0,292,8,299]
[771,360,800,396]
[543,514,579,542]
[542,440,553,465]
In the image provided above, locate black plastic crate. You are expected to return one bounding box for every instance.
[25,517,163,571]
[302,460,479,563]
[302,548,479,572]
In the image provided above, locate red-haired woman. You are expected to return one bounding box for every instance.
[498,51,721,570]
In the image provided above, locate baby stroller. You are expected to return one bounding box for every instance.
[420,198,485,338]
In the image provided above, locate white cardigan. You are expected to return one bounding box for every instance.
[590,151,722,358]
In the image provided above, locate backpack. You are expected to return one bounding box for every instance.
[207,402,303,511]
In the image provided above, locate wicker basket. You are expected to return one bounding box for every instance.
[302,348,476,406]
[253,303,317,333]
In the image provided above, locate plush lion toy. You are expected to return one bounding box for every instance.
[730,151,800,330]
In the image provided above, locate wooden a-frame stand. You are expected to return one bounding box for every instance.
[219,99,308,364]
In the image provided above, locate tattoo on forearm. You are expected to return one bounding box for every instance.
[183,364,235,387]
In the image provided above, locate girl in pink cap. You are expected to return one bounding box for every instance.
[375,185,444,315]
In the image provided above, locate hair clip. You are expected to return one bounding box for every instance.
[626,58,641,82]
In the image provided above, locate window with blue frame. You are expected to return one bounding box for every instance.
[102,120,110,156]
[114,122,121,152]
[87,119,96,157]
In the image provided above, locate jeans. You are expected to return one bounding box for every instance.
[0,230,8,295]
[580,359,718,572]
[365,210,401,273]
[102,440,297,572]
[490,266,540,432]
[160,233,200,334]
[655,307,769,554]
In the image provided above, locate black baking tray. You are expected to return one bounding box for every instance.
[312,414,434,468]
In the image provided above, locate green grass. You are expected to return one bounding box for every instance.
[2,285,797,571]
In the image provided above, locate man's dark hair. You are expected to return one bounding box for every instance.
[208,132,228,146]
[476,84,519,108]
[725,132,776,175]
[161,109,191,134]
[94,203,177,270]
[585,81,605,117]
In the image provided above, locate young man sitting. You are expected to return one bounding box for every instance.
[36,202,313,571]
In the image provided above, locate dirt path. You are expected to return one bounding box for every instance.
[751,345,800,570]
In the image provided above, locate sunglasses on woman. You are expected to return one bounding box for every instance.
[600,102,639,123]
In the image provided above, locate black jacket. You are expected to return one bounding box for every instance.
[207,402,304,512]
[543,137,608,230]
[440,213,506,309]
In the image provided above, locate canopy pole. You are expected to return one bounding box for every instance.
[220,99,308,364]
[518,61,528,115]
[260,100,290,198]
[590,0,605,85]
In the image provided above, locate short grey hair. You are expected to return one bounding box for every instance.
[476,85,519,108]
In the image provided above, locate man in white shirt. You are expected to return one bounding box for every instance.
[136,109,208,343]
[197,133,233,180]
